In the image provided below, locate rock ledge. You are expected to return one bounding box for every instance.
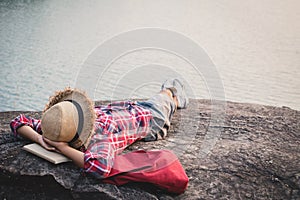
[0,99,299,199]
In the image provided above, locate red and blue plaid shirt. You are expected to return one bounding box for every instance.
[10,101,153,178]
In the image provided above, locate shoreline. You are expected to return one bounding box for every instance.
[1,98,299,113]
[1,99,299,199]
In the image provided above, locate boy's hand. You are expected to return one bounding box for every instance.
[44,137,84,168]
[36,134,56,151]
[43,137,69,153]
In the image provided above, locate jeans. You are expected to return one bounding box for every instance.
[137,92,176,141]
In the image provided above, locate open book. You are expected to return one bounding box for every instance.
[23,143,71,164]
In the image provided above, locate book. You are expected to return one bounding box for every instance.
[23,143,71,164]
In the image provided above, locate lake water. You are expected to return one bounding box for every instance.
[1,0,299,111]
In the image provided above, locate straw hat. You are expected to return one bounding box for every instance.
[41,88,96,149]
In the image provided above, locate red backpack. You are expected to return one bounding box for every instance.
[103,149,189,194]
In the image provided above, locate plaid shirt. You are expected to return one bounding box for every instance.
[10,101,153,178]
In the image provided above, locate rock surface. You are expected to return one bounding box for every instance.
[0,99,299,199]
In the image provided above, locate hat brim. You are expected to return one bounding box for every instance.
[43,88,95,149]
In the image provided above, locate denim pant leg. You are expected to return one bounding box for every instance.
[137,92,176,141]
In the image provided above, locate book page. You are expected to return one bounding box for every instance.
[23,143,71,164]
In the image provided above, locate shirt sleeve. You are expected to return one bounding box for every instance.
[83,134,116,179]
[10,114,42,137]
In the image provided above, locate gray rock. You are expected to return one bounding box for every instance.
[0,99,299,199]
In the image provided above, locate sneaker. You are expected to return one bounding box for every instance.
[161,78,189,109]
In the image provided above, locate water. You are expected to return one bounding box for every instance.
[1,0,299,111]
